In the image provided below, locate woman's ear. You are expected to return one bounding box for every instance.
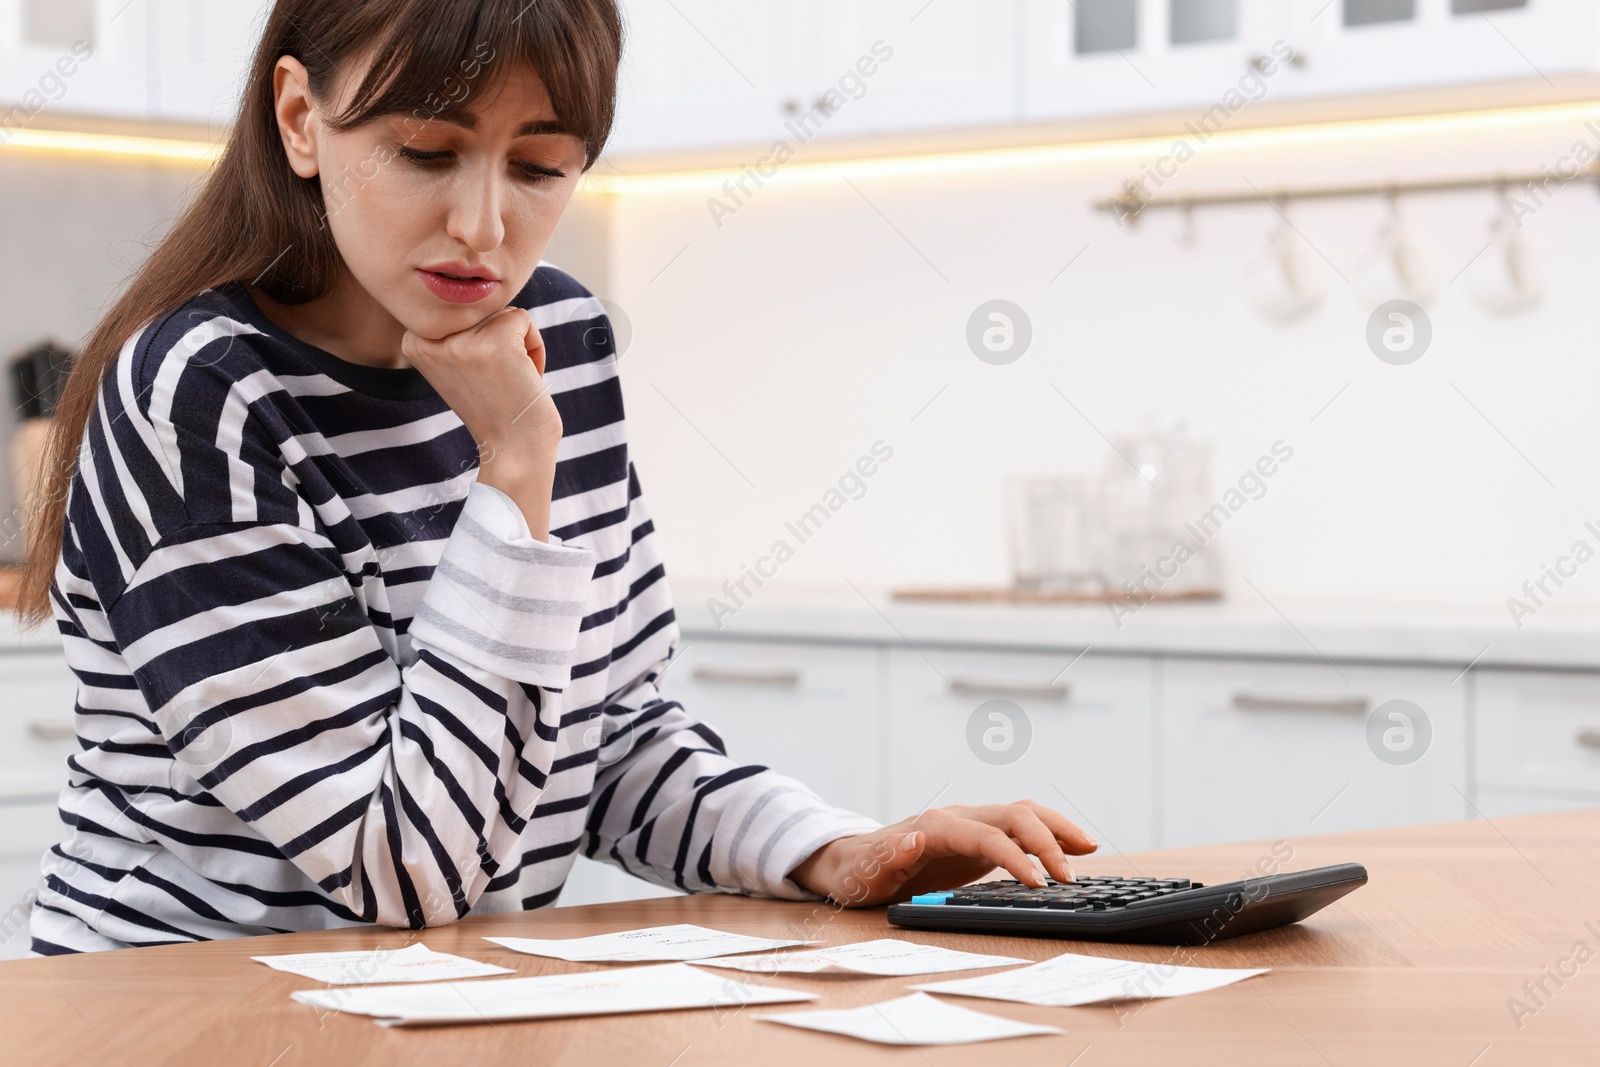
[272,55,320,179]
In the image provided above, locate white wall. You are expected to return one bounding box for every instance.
[0,152,208,562]
[599,108,1600,619]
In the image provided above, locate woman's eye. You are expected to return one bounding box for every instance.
[394,145,565,183]
[396,145,453,166]
[515,159,567,183]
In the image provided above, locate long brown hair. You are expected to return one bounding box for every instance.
[19,0,622,624]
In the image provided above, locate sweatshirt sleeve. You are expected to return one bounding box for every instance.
[102,478,597,929]
[407,481,595,688]
[579,464,881,899]
[583,673,883,900]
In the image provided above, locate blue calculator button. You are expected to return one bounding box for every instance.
[910,892,952,905]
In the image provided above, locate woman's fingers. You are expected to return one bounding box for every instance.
[926,801,1097,884]
[836,831,926,905]
[522,310,547,376]
[988,803,1076,882]
[400,306,560,446]
[477,305,546,375]
[874,831,927,894]
[803,801,1103,906]
[1019,799,1100,856]
[924,810,1051,888]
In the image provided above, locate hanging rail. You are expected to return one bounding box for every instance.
[1095,163,1600,223]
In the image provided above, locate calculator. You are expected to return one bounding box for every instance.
[886,863,1368,945]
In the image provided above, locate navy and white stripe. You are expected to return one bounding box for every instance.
[30,265,877,954]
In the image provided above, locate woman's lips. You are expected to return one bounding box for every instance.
[417,268,498,304]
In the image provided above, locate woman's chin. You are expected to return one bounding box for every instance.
[397,303,495,344]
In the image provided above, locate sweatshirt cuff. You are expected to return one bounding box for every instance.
[714,779,882,901]
[769,809,884,902]
[408,481,596,689]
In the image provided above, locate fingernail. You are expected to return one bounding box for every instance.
[1031,858,1049,886]
[1088,837,1100,848]
[900,832,919,852]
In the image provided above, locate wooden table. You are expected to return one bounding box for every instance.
[3,809,1597,1066]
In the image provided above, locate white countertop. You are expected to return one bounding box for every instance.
[9,587,1597,670]
[669,581,1600,670]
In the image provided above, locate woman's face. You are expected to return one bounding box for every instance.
[275,51,588,341]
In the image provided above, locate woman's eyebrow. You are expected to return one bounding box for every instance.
[430,113,569,137]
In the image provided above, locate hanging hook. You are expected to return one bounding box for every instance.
[1381,186,1401,235]
[1465,181,1543,315]
[1175,195,1197,248]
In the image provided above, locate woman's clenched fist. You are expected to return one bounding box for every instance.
[402,305,563,539]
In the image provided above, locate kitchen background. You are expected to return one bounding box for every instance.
[2,0,1599,951]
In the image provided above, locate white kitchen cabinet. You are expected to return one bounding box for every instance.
[1282,0,1598,101]
[611,1,1017,157]
[610,0,788,155]
[606,0,1600,158]
[884,648,1157,856]
[555,854,683,908]
[0,653,79,803]
[151,0,269,126]
[775,1,1018,142]
[1159,658,1468,848]
[656,638,888,821]
[0,799,62,959]
[0,0,150,122]
[1020,0,1600,125]
[0,650,77,961]
[1472,669,1600,815]
[1019,0,1301,122]
[0,0,266,128]
[1472,786,1600,819]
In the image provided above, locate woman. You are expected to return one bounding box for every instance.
[22,0,1095,954]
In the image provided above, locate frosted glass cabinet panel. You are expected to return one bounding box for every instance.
[1282,0,1598,100]
[0,0,150,122]
[1019,0,1293,122]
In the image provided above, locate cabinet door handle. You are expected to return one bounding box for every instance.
[947,678,1070,702]
[1577,728,1600,749]
[1250,48,1306,72]
[28,720,76,742]
[690,666,801,688]
[1232,693,1368,715]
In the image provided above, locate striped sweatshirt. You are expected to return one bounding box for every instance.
[29,265,878,954]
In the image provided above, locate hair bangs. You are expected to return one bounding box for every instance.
[326,0,620,166]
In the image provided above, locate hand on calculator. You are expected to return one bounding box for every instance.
[788,799,1099,907]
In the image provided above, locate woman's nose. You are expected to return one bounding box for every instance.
[444,162,507,253]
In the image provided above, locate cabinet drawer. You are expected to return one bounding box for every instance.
[1473,787,1600,820]
[0,654,78,802]
[1474,670,1600,796]
[658,639,886,821]
[1160,659,1467,848]
[885,648,1156,856]
[0,799,66,960]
